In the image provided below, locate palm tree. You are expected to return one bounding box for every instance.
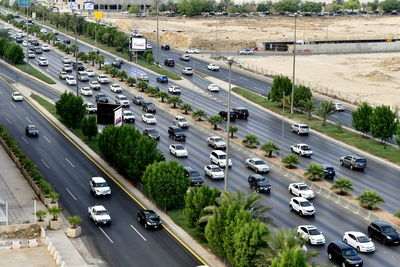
[77,51,87,62]
[138,81,148,92]
[35,210,47,222]
[157,91,169,102]
[168,96,182,108]
[70,44,78,57]
[281,154,299,168]
[304,164,324,181]
[118,70,128,81]
[48,191,59,204]
[88,51,97,66]
[48,206,62,221]
[207,115,224,130]
[242,134,260,148]
[356,190,384,209]
[181,103,192,114]
[68,216,82,229]
[261,141,280,157]
[110,67,119,78]
[331,178,353,195]
[126,77,136,87]
[299,99,315,120]
[317,100,335,125]
[95,54,105,69]
[192,109,207,121]
[229,125,238,138]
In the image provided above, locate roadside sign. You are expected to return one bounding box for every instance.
[84,1,95,10]
[94,11,103,19]
[68,2,78,10]
[18,0,31,7]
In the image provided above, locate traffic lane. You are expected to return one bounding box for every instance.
[0,85,202,267]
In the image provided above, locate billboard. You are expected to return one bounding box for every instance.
[94,11,103,19]
[114,106,123,127]
[68,2,78,10]
[84,1,95,10]
[131,37,146,51]
[18,0,31,7]
[97,103,120,125]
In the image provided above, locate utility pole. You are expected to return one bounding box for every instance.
[290,14,297,114]
[74,13,79,96]
[224,57,234,191]
[25,6,29,71]
[156,0,159,65]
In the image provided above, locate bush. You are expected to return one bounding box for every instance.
[4,42,24,64]
[55,92,85,128]
[281,154,298,168]
[242,134,260,148]
[356,190,384,209]
[207,115,224,130]
[395,211,400,218]
[331,178,353,195]
[81,115,98,140]
[261,142,280,157]
[304,164,324,181]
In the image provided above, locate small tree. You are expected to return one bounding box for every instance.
[397,126,400,146]
[128,5,140,14]
[168,96,182,108]
[88,50,97,66]
[55,92,85,128]
[317,100,335,126]
[304,164,324,181]
[118,70,128,81]
[299,99,315,120]
[146,53,154,63]
[242,134,260,148]
[268,75,292,103]
[207,115,224,130]
[356,190,384,209]
[293,85,312,108]
[126,76,136,86]
[352,102,373,136]
[95,54,105,69]
[48,206,62,220]
[261,141,280,157]
[81,116,98,140]
[77,51,88,62]
[138,81,148,92]
[281,154,298,169]
[192,109,207,121]
[48,191,59,203]
[70,44,78,57]
[395,211,400,218]
[157,91,169,102]
[35,210,47,222]
[229,125,238,138]
[181,103,192,114]
[369,105,397,143]
[331,178,353,195]
[68,216,82,228]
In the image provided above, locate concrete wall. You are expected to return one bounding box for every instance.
[288,41,400,54]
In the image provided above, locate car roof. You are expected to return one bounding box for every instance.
[92,205,107,211]
[371,221,392,227]
[329,241,353,249]
[175,115,185,119]
[91,177,106,183]
[184,166,195,171]
[298,225,317,230]
[123,110,132,113]
[207,164,220,169]
[250,174,265,179]
[291,183,307,186]
[248,157,262,161]
[209,136,223,139]
[345,231,366,237]
[292,197,309,202]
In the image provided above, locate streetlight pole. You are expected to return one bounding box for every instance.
[290,14,297,114]
[156,0,159,65]
[74,13,79,96]
[281,91,285,153]
[192,60,195,109]
[25,6,29,71]
[215,14,218,57]
[224,57,234,192]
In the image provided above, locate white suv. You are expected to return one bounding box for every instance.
[65,75,77,85]
[288,183,315,199]
[38,57,48,66]
[297,225,326,245]
[210,150,232,168]
[89,177,111,197]
[289,197,315,216]
[291,123,310,135]
[97,74,109,84]
[115,94,130,106]
[174,115,188,128]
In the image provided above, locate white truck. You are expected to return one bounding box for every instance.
[88,205,112,225]
[291,144,313,157]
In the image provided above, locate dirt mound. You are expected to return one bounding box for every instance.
[365,71,393,82]
[0,225,41,240]
[374,57,400,71]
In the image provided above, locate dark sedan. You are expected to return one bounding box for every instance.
[137,210,162,229]
[95,92,109,103]
[368,221,400,245]
[143,128,160,141]
[25,124,39,137]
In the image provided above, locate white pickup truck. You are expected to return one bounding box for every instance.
[88,205,112,225]
[291,144,313,157]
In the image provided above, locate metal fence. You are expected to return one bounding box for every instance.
[0,200,36,226]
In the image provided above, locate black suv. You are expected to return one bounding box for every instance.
[327,241,363,267]
[137,210,162,229]
[142,101,156,113]
[184,167,204,187]
[248,174,271,193]
[168,126,186,141]
[111,60,122,69]
[95,92,109,103]
[29,39,39,46]
[133,96,144,105]
[73,61,84,71]
[368,221,400,245]
[25,125,39,137]
[323,164,335,179]
[233,107,249,119]
[164,58,175,67]
[143,128,160,141]
[219,110,237,122]
[63,39,71,44]
[161,44,170,50]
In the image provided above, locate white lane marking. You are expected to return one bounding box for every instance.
[25,117,32,123]
[41,159,50,169]
[21,136,29,144]
[66,188,77,200]
[10,102,16,108]
[0,90,3,95]
[6,118,11,124]
[65,158,75,168]
[130,224,147,242]
[342,112,352,117]
[43,136,52,143]
[99,227,114,244]
[331,115,339,118]
[239,76,249,81]
[254,86,262,91]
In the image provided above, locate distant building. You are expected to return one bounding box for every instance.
[52,0,153,11]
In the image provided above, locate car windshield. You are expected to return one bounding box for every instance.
[148,213,159,220]
[147,129,157,134]
[28,125,36,130]
[14,92,21,96]
[300,126,309,129]
[98,93,105,97]
[219,154,226,159]
[119,96,128,100]
[254,160,265,165]
[213,138,223,142]
[189,170,200,177]
[186,68,192,71]
[300,201,312,207]
[175,145,185,150]
[357,236,370,243]
[308,229,321,235]
[178,118,186,122]
[211,167,222,172]
[95,182,108,187]
[97,210,109,216]
[174,128,183,133]
[91,81,99,84]
[146,115,154,119]
[356,159,366,163]
[325,167,334,171]
[382,226,395,233]
[342,248,357,256]
[299,185,309,191]
[124,111,132,115]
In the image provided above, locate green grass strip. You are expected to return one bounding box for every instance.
[16,63,56,84]
[232,87,400,165]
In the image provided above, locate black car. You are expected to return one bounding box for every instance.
[35,47,42,54]
[73,61,84,71]
[161,44,170,50]
[168,126,186,141]
[25,125,39,137]
[111,60,122,69]
[218,110,237,121]
[29,39,39,46]
[184,167,204,187]
[327,241,363,267]
[323,164,335,179]
[137,210,162,229]
[142,101,156,113]
[233,107,249,119]
[63,39,71,44]
[164,58,175,67]
[368,221,400,245]
[133,96,144,105]
[95,92,109,103]
[248,174,271,193]
[16,37,23,43]
[143,128,160,141]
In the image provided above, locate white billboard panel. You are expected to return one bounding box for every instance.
[84,1,95,10]
[114,106,123,127]
[131,37,146,51]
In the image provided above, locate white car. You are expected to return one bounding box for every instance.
[290,144,313,157]
[38,57,48,66]
[334,102,345,111]
[208,84,220,92]
[204,164,224,180]
[210,150,232,168]
[122,110,135,123]
[207,63,220,71]
[85,69,96,77]
[62,64,72,72]
[136,74,149,82]
[110,84,122,93]
[289,197,316,216]
[239,48,254,55]
[207,136,226,149]
[288,183,315,199]
[291,123,310,135]
[174,115,188,128]
[41,44,50,51]
[85,102,97,114]
[185,48,200,54]
[182,67,193,75]
[146,43,153,49]
[141,113,156,124]
[40,28,47,33]
[343,231,375,253]
[89,80,101,90]
[65,75,77,85]
[245,158,270,173]
[297,225,326,245]
[168,86,181,95]
[61,57,71,64]
[80,87,93,96]
[12,92,23,102]
[88,205,111,225]
[28,51,35,58]
[89,177,111,197]
[169,144,188,158]
[115,94,130,106]
[97,74,109,84]
[22,40,28,47]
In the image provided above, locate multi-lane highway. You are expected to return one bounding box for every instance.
[15,21,400,216]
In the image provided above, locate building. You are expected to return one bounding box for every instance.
[52,0,153,11]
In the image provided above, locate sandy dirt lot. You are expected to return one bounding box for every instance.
[107,16,400,108]
[0,247,56,267]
